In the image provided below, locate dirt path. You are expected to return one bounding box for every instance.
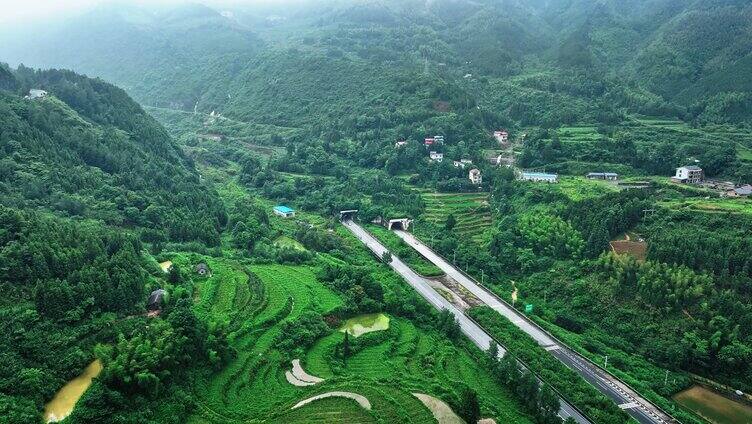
[292,392,371,410]
[412,393,464,424]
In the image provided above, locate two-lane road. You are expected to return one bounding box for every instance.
[342,219,590,424]
[393,229,676,424]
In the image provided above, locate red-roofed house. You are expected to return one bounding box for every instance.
[493,130,509,144]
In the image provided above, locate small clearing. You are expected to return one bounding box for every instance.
[159,260,172,272]
[292,392,371,410]
[610,233,647,261]
[285,359,324,387]
[412,393,464,424]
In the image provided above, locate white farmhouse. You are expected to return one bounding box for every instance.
[671,166,704,184]
[429,151,444,163]
[493,130,509,144]
[453,159,473,169]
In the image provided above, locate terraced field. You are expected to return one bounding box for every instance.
[422,192,493,244]
[162,252,531,423]
[187,262,344,423]
[557,125,602,144]
[303,318,535,424]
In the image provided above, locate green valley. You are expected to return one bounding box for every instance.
[2,1,752,424]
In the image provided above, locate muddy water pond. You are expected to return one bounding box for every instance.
[339,313,390,337]
[43,360,102,423]
[673,385,752,424]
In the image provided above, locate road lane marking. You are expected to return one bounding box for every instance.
[619,402,639,409]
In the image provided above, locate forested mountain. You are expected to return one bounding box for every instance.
[1,67,226,245]
[0,68,231,423]
[3,0,751,126]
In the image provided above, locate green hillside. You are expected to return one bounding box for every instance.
[1,68,226,245]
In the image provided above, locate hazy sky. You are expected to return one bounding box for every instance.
[0,0,292,24]
[0,0,103,23]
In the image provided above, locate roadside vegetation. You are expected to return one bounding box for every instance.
[364,224,443,277]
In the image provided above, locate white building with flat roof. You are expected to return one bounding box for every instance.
[671,166,703,184]
[429,151,444,162]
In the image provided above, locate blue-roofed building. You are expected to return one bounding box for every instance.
[520,171,558,183]
[273,205,295,218]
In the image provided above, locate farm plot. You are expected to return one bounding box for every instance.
[422,192,493,244]
[556,176,619,201]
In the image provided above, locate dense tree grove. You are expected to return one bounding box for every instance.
[593,252,752,381]
[0,206,147,423]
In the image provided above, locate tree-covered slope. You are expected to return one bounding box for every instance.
[0,68,226,245]
[0,67,231,424]
[4,0,751,125]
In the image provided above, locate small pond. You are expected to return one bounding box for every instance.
[673,385,752,424]
[339,313,390,337]
[43,359,102,423]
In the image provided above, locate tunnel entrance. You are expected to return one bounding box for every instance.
[387,218,411,231]
[339,210,358,221]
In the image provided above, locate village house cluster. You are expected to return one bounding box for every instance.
[394,134,484,185]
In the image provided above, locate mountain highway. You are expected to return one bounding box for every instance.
[393,229,677,424]
[342,219,591,423]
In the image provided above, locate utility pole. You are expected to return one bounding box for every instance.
[664,370,669,387]
[481,269,484,285]
[604,355,608,368]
